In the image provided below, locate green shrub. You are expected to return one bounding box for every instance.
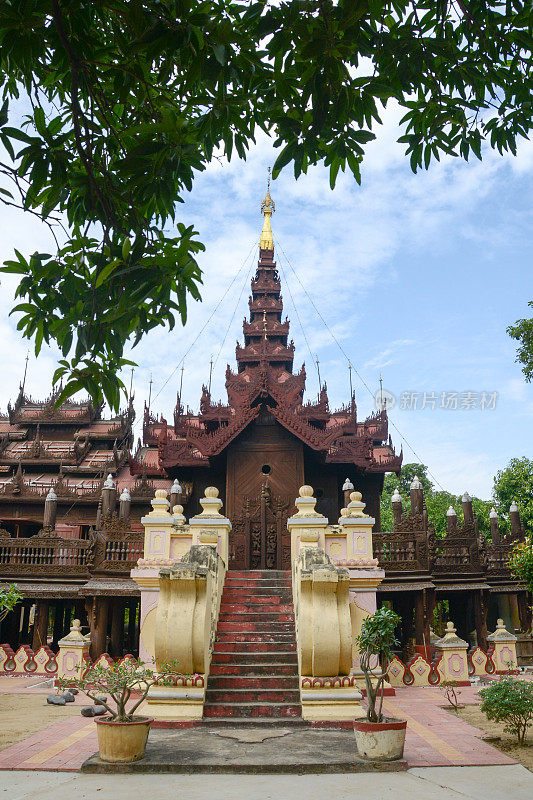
[0,584,22,623]
[479,677,533,745]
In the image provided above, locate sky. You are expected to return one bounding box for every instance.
[0,100,532,501]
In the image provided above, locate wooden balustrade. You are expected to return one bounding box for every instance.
[432,538,483,574]
[101,536,144,572]
[0,537,91,576]
[372,531,430,574]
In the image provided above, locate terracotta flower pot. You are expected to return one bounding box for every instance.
[353,717,407,761]
[95,716,153,763]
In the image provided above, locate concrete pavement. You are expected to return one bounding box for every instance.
[1,765,532,800]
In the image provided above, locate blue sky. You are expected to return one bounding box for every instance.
[0,101,531,500]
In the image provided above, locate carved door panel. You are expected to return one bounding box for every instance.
[231,486,289,569]
[227,416,303,570]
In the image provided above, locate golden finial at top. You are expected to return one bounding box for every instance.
[260,167,275,250]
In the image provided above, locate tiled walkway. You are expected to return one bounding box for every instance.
[0,679,517,771]
[384,686,515,767]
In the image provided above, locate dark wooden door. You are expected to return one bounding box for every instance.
[226,412,304,570]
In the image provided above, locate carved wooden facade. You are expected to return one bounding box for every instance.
[144,245,402,566]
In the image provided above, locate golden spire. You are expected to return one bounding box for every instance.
[259,167,275,250]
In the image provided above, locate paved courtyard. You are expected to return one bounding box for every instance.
[0,677,522,772]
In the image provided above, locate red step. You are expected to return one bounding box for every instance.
[205,689,301,703]
[208,676,299,689]
[211,651,298,665]
[203,702,301,718]
[221,587,292,598]
[209,663,298,677]
[216,620,295,632]
[219,603,294,614]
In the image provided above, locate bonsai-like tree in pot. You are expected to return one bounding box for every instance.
[58,657,180,762]
[354,607,406,761]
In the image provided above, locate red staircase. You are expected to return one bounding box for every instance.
[203,570,303,725]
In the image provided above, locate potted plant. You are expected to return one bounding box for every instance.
[58,657,179,763]
[354,607,406,761]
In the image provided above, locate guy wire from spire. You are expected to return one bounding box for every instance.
[212,248,257,372]
[276,251,321,391]
[275,236,446,492]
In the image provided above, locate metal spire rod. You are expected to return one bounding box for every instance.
[349,362,353,411]
[21,350,29,394]
[147,372,153,415]
[208,357,213,395]
[179,364,184,400]
[316,357,322,392]
[128,367,134,400]
[379,374,384,410]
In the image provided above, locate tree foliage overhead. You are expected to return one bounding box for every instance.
[0,0,531,408]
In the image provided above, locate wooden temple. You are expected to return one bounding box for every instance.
[142,179,401,570]
[0,181,530,665]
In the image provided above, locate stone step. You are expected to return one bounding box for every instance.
[208,674,300,692]
[214,632,296,644]
[203,702,302,718]
[205,689,301,704]
[225,569,289,576]
[201,716,307,728]
[209,663,298,677]
[216,620,295,632]
[210,651,298,665]
[213,640,297,653]
[219,604,294,615]
[221,587,293,599]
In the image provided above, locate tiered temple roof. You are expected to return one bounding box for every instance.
[146,183,402,475]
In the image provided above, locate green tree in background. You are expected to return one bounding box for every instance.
[508,303,533,383]
[0,1,532,408]
[493,457,533,534]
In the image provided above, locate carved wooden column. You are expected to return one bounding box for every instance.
[52,601,65,649]
[32,600,49,651]
[518,593,532,633]
[474,589,488,652]
[110,600,124,657]
[91,597,110,659]
[126,601,138,655]
[7,606,21,648]
[414,590,432,656]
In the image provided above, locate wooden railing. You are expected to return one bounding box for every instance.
[486,543,514,576]
[0,537,90,577]
[373,531,430,574]
[100,537,144,573]
[432,538,483,574]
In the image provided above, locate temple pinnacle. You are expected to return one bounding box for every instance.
[259,167,275,250]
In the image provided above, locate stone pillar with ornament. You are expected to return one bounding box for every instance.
[57,619,91,681]
[189,487,231,567]
[487,618,518,673]
[337,491,385,679]
[434,621,470,685]
[287,485,329,564]
[131,487,230,665]
[131,489,177,664]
